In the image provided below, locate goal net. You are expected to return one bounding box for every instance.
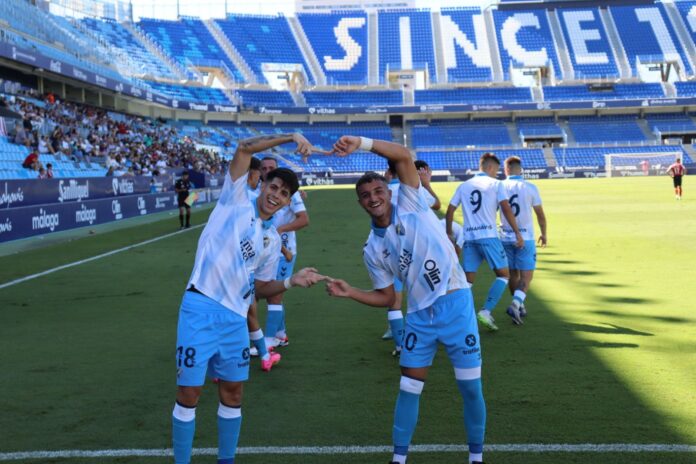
[604,152,682,177]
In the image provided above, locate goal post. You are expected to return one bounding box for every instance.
[604,152,683,177]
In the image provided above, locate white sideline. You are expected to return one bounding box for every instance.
[0,225,205,290]
[1,444,695,460]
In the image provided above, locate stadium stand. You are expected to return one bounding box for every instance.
[215,15,313,85]
[145,81,233,104]
[516,118,565,140]
[235,90,295,108]
[556,8,619,79]
[543,84,665,101]
[414,87,533,105]
[297,11,368,85]
[566,116,648,143]
[411,120,512,147]
[418,149,547,170]
[303,90,403,107]
[492,7,563,79]
[554,145,691,169]
[80,18,178,80]
[675,81,696,97]
[378,10,437,84]
[608,4,693,76]
[439,8,494,82]
[136,17,244,81]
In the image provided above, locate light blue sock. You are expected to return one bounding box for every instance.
[249,329,268,359]
[483,277,509,312]
[217,403,242,464]
[388,310,404,350]
[172,402,196,464]
[393,376,424,457]
[456,378,486,456]
[278,309,286,336]
[265,304,283,338]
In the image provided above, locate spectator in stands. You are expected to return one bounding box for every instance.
[13,121,31,147]
[22,150,39,170]
[38,167,47,179]
[46,163,54,179]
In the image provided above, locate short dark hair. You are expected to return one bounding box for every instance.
[480,152,501,169]
[262,156,278,166]
[46,163,52,168]
[505,156,522,170]
[414,160,429,170]
[249,157,261,171]
[266,167,299,195]
[356,171,387,193]
[387,160,397,176]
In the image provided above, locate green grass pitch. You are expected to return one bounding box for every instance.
[0,176,695,464]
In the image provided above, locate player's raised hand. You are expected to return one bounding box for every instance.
[332,136,361,156]
[537,234,547,248]
[418,166,432,186]
[290,267,328,288]
[292,133,331,162]
[325,278,352,298]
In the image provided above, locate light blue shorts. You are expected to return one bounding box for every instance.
[463,238,508,272]
[503,240,536,271]
[276,254,297,280]
[400,289,482,370]
[175,291,249,386]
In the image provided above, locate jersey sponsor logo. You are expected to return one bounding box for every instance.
[399,249,413,273]
[112,178,135,195]
[462,333,480,355]
[137,196,147,215]
[465,224,494,233]
[75,204,97,225]
[58,179,90,203]
[0,182,24,208]
[423,259,442,291]
[31,208,59,231]
[240,237,256,262]
[281,232,289,248]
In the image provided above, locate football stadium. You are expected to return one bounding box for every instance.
[0,0,695,462]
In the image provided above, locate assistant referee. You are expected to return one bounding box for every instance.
[175,170,192,228]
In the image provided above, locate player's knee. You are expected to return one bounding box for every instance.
[267,293,283,304]
[176,386,202,408]
[454,368,482,399]
[495,268,510,279]
[218,381,244,406]
[399,375,425,395]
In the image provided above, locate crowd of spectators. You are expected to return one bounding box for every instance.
[3,87,229,179]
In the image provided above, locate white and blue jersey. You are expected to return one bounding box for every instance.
[450,173,506,241]
[273,191,306,256]
[500,175,541,242]
[500,175,542,270]
[363,183,469,313]
[388,179,437,209]
[187,172,280,319]
[440,218,464,249]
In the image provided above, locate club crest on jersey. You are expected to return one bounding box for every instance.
[263,235,270,248]
[395,223,406,236]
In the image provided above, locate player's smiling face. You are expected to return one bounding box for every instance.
[357,179,392,225]
[259,177,291,217]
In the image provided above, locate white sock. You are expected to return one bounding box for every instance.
[479,309,491,317]
[392,454,407,464]
[469,452,483,463]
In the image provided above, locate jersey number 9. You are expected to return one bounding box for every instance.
[470,190,482,214]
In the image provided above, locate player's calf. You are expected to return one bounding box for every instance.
[392,375,425,464]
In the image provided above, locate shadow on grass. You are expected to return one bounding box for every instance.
[569,323,654,337]
[602,296,656,305]
[592,310,693,323]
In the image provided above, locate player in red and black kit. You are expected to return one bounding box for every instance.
[175,171,192,228]
[667,159,687,200]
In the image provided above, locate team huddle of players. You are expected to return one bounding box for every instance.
[170,133,548,464]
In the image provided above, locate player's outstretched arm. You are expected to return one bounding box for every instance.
[255,267,327,299]
[534,205,547,247]
[277,211,309,234]
[230,133,324,181]
[325,278,396,308]
[500,200,524,248]
[333,136,419,188]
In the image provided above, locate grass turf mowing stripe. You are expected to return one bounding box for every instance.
[0,224,205,290]
[1,444,695,460]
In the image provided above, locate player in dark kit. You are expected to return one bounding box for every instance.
[667,159,686,200]
[175,171,192,228]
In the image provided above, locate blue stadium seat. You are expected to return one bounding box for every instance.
[215,15,313,84]
[439,8,494,82]
[303,91,402,107]
[298,11,368,85]
[492,8,563,80]
[378,10,437,84]
[411,119,512,148]
[415,87,532,105]
[609,5,693,76]
[556,8,619,79]
[566,116,647,143]
[543,84,664,101]
[235,90,295,107]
